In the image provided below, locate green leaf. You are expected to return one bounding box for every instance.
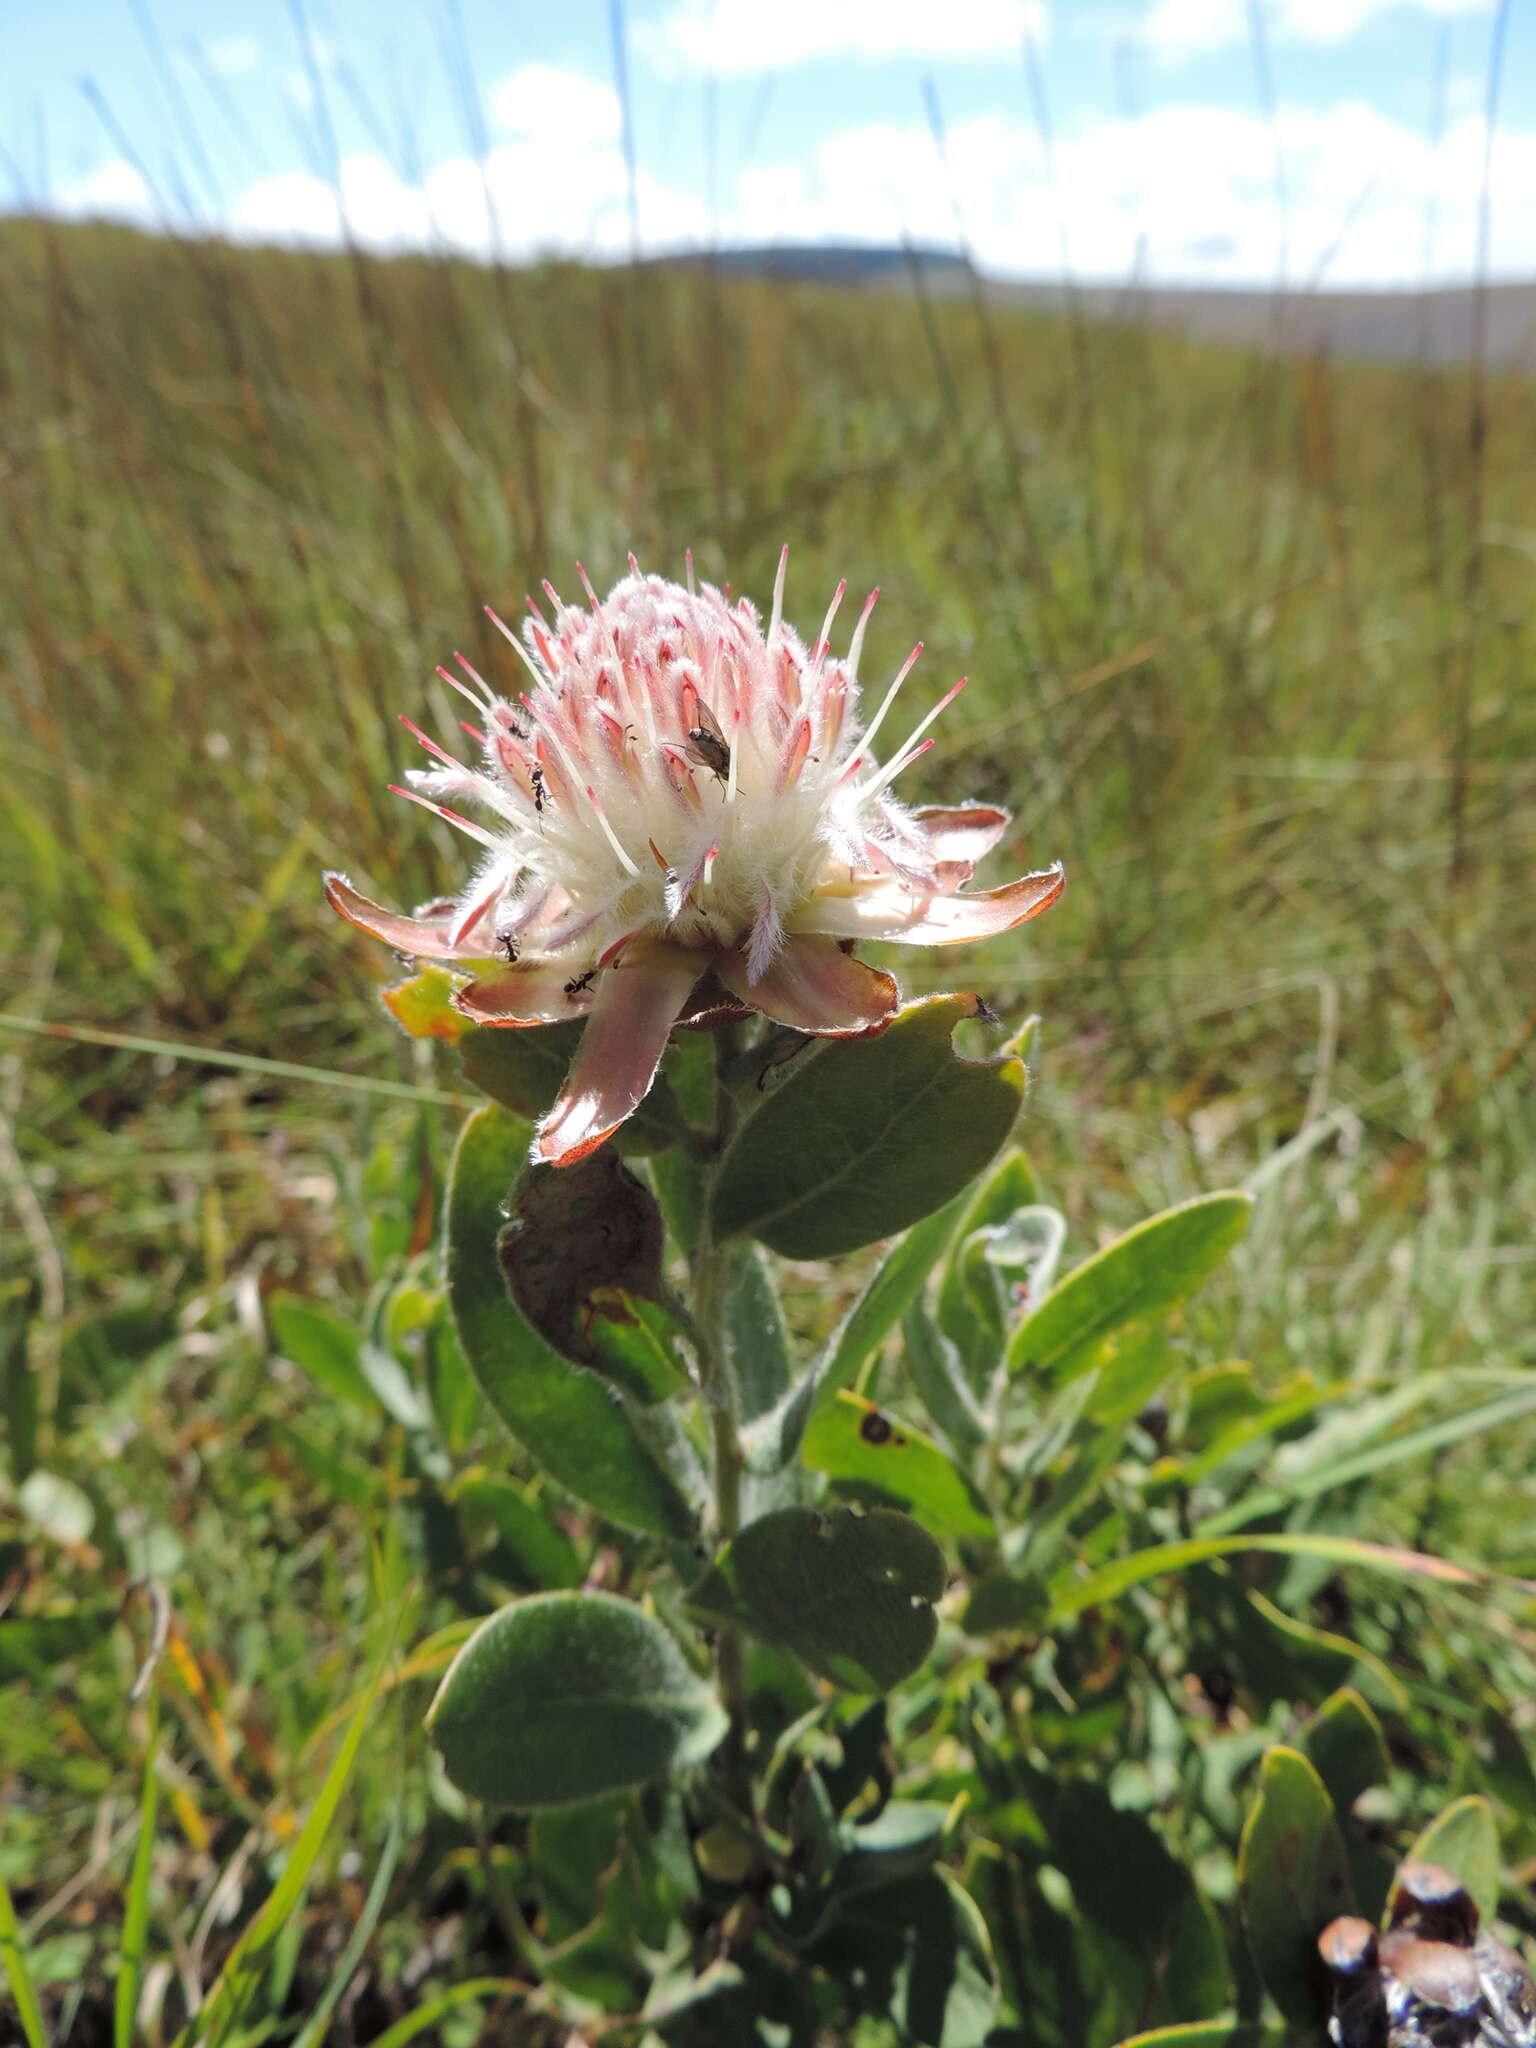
[588,1297,692,1407]
[689,1506,945,1693]
[269,1295,375,1411]
[1049,1778,1230,2030]
[801,1392,993,1542]
[835,1800,952,1898]
[725,1244,795,1425]
[1237,1747,1351,2025]
[1405,1796,1500,1924]
[426,1311,483,1451]
[903,1304,988,1449]
[447,1106,700,1541]
[1302,1691,1391,1817]
[935,1149,1040,1374]
[452,1468,583,1589]
[741,1197,970,1477]
[461,1021,681,1154]
[1083,1325,1183,1428]
[820,1197,970,1398]
[531,1794,629,1941]
[1247,1593,1408,1714]
[962,1569,1048,1635]
[0,1279,39,1486]
[427,1591,726,1808]
[1005,1192,1253,1385]
[807,1871,998,2047]
[710,995,1026,1259]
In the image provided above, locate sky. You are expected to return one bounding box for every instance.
[3,0,1533,288]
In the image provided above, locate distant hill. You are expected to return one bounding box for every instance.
[649,242,1536,370]
[645,241,972,288]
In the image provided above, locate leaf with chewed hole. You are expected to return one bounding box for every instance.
[710,996,1026,1259]
[688,1506,945,1693]
[428,1592,726,1809]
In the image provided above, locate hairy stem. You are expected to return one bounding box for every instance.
[692,1026,752,1811]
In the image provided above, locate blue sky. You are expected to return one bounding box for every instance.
[5,0,1533,285]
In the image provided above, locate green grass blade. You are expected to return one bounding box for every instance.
[116,1696,162,2048]
[0,1013,470,1110]
[1199,1379,1536,1537]
[289,1807,403,2048]
[0,1873,48,2048]
[1051,1531,1536,1622]
[365,1978,529,2048]
[183,1668,381,2047]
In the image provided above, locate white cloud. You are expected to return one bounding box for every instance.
[648,0,1048,75]
[228,117,709,261]
[57,159,154,223]
[721,100,1536,285]
[1145,0,1489,57]
[179,73,1536,288]
[491,64,621,145]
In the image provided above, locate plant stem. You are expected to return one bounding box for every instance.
[692,1026,752,1811]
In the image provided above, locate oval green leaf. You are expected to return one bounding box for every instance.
[428,1591,726,1809]
[801,1392,994,1542]
[452,1469,583,1590]
[688,1505,946,1693]
[1302,1689,1391,1816]
[447,1106,699,1540]
[709,996,1026,1259]
[1005,1191,1253,1385]
[1237,1746,1351,2024]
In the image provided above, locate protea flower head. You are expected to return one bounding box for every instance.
[326,552,1063,1165]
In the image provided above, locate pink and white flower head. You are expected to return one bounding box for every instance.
[326,552,1063,1165]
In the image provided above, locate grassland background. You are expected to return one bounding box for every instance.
[1,213,1534,2032]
